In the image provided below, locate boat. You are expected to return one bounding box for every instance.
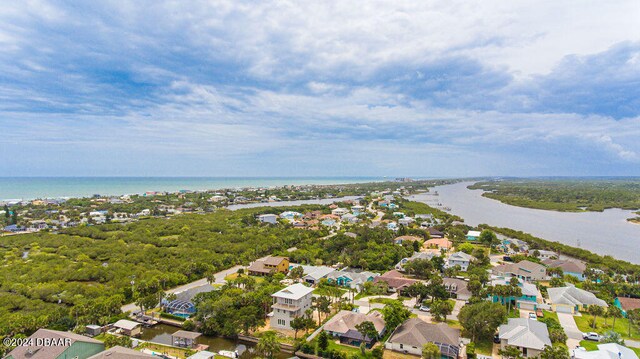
[218,350,239,358]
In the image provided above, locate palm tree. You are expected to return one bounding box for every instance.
[608,306,622,329]
[256,331,280,358]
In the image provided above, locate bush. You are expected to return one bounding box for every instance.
[466,342,476,359]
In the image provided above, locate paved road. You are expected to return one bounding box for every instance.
[121,264,245,313]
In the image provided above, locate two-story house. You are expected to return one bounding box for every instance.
[271,283,314,330]
[447,252,473,272]
[248,256,290,276]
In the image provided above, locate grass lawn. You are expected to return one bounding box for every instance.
[474,338,494,355]
[327,339,364,356]
[507,308,520,318]
[574,314,640,341]
[542,310,558,322]
[314,286,347,296]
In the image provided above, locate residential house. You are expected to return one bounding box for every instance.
[164,284,217,316]
[492,260,547,282]
[290,264,336,285]
[271,283,314,330]
[500,238,530,253]
[331,208,350,216]
[393,235,422,245]
[326,269,379,291]
[112,319,142,337]
[280,211,302,221]
[443,277,471,301]
[447,252,473,272]
[341,213,360,224]
[396,252,436,272]
[5,329,105,359]
[542,258,587,281]
[88,346,155,358]
[385,318,460,359]
[466,230,481,241]
[351,205,365,215]
[374,270,419,293]
[387,222,398,231]
[536,250,557,260]
[572,343,638,359]
[614,297,640,318]
[490,276,540,311]
[427,227,445,238]
[248,256,290,276]
[257,214,278,224]
[498,318,551,358]
[398,217,415,226]
[424,237,452,251]
[324,310,386,348]
[547,285,608,314]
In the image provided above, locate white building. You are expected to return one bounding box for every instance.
[258,214,278,224]
[447,252,473,272]
[271,283,314,330]
[331,208,349,216]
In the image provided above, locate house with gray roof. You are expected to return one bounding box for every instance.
[447,251,473,271]
[326,269,379,291]
[572,343,638,359]
[88,346,154,359]
[290,264,336,285]
[498,318,551,358]
[548,285,608,314]
[492,260,547,282]
[5,329,105,359]
[385,318,460,359]
[271,283,314,330]
[395,251,436,271]
[323,310,386,348]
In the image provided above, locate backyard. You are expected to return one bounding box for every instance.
[574,314,640,341]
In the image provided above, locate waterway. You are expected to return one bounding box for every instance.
[409,182,640,264]
[139,323,289,359]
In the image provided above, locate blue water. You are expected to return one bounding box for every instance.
[0,177,386,200]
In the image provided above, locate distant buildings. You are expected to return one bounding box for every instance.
[248,256,290,276]
[271,283,314,330]
[257,214,278,224]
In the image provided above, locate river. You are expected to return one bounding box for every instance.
[409,182,640,264]
[139,324,289,359]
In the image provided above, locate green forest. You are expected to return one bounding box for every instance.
[469,179,640,212]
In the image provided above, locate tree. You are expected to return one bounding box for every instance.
[499,345,524,359]
[291,316,307,339]
[627,308,640,337]
[103,334,132,349]
[315,296,331,323]
[539,345,569,359]
[458,242,474,254]
[422,342,441,359]
[458,302,507,342]
[608,305,623,329]
[317,330,329,352]
[413,240,421,252]
[479,230,499,249]
[588,305,605,329]
[381,300,411,332]
[431,299,454,322]
[355,320,379,343]
[290,266,304,280]
[256,331,280,358]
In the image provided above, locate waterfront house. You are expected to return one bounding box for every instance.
[466,230,481,241]
[5,329,105,359]
[248,256,290,276]
[498,318,551,358]
[341,213,360,224]
[324,310,386,348]
[172,330,201,348]
[398,217,414,226]
[427,227,445,238]
[542,258,587,281]
[535,250,557,260]
[385,318,460,359]
[614,297,640,318]
[280,211,302,221]
[326,269,379,291]
[492,260,547,282]
[547,285,608,314]
[490,276,540,311]
[257,214,278,224]
[447,251,473,271]
[331,208,350,216]
[112,319,142,337]
[270,283,314,330]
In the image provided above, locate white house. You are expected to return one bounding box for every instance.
[498,318,551,358]
[572,343,638,359]
[258,214,278,224]
[270,283,314,330]
[331,208,349,216]
[398,217,414,226]
[447,252,473,271]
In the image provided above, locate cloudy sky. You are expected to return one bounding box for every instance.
[1,1,639,177]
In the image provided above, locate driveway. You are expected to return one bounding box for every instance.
[557,313,583,339]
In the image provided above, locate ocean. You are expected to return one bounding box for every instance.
[0,177,386,201]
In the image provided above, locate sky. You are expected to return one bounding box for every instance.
[0,1,639,177]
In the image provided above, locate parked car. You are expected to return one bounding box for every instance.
[493,334,501,344]
[528,312,537,320]
[419,305,430,312]
[503,256,513,262]
[582,332,601,341]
